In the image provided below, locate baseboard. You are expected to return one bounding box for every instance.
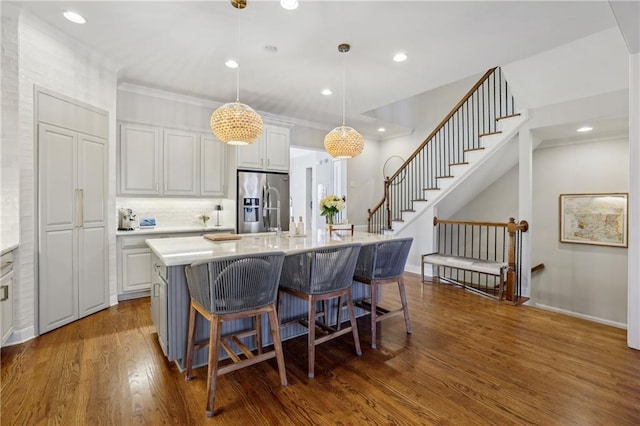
[405,264,423,276]
[2,325,36,347]
[534,303,627,329]
[117,290,150,301]
[110,294,119,306]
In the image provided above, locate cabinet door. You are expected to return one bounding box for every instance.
[200,135,226,197]
[236,132,266,170]
[150,255,168,356]
[38,124,79,334]
[265,125,290,172]
[122,248,152,293]
[119,123,161,195]
[78,134,109,316]
[163,129,198,196]
[1,270,14,345]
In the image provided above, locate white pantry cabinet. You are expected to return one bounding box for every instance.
[118,123,227,197]
[236,124,290,172]
[38,122,109,334]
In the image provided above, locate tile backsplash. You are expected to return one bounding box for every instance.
[116,198,236,228]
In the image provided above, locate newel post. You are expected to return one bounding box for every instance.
[384,179,391,231]
[506,217,518,302]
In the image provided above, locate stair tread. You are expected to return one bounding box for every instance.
[401,209,416,213]
[464,147,485,152]
[436,175,454,179]
[496,113,521,121]
[479,130,502,137]
[423,187,440,191]
[450,162,469,166]
[392,218,405,222]
[412,199,428,202]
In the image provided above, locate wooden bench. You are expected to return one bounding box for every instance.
[421,253,507,300]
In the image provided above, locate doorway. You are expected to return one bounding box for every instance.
[290,147,347,233]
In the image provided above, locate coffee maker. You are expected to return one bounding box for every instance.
[118,208,137,231]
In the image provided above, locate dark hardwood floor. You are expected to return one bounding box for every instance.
[2,273,640,425]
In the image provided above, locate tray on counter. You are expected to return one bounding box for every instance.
[204,233,241,242]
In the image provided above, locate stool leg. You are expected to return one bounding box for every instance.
[308,296,317,378]
[370,282,378,349]
[205,316,222,417]
[255,313,263,355]
[398,278,412,334]
[185,303,197,380]
[346,291,362,356]
[267,306,288,386]
[335,295,342,331]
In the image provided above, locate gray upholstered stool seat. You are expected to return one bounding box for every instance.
[278,243,362,378]
[353,237,413,349]
[184,252,287,417]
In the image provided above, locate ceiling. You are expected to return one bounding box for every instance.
[11,1,623,139]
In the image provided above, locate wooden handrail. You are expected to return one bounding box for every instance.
[387,67,497,184]
[531,263,545,273]
[434,217,529,232]
[368,67,499,232]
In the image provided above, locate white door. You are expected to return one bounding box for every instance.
[39,124,79,333]
[122,248,152,293]
[163,129,198,196]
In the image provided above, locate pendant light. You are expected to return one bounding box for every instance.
[210,0,263,146]
[324,43,364,159]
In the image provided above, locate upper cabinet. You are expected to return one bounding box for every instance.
[163,129,198,196]
[236,124,290,172]
[118,122,227,197]
[119,123,161,195]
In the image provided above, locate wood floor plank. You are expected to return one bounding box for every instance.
[2,273,640,425]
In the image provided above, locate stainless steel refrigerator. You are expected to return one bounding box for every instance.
[237,170,290,234]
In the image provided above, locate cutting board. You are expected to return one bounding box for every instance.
[203,233,241,242]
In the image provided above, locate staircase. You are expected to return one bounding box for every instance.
[368,67,528,234]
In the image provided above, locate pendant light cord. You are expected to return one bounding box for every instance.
[235,4,240,102]
[341,51,346,126]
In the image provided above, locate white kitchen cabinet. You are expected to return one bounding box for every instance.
[200,135,226,197]
[1,251,14,345]
[163,129,198,196]
[121,248,152,293]
[118,123,228,197]
[38,122,109,334]
[119,123,161,195]
[236,124,290,172]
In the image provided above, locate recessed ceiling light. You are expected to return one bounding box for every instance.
[225,59,238,69]
[577,126,593,132]
[321,89,332,96]
[63,11,86,24]
[378,127,386,132]
[393,52,407,62]
[280,0,299,10]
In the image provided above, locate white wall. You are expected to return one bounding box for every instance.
[6,10,118,342]
[1,7,20,252]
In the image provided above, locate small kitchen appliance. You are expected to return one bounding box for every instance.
[118,208,137,231]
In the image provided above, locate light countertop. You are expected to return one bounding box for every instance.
[146,230,401,267]
[116,225,234,236]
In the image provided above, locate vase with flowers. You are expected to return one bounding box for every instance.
[319,194,344,225]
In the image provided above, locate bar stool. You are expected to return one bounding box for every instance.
[278,243,362,378]
[353,237,413,349]
[184,252,287,417]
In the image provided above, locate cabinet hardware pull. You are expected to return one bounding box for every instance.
[74,189,83,227]
[0,285,8,302]
[267,158,270,167]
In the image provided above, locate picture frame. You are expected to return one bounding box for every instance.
[559,193,628,248]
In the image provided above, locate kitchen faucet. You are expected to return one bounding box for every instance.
[263,185,281,236]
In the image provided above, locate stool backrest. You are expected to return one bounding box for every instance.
[280,243,361,295]
[185,251,285,314]
[354,237,413,280]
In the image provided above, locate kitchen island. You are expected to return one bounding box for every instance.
[146,230,402,369]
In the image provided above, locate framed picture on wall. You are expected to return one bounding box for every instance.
[559,193,629,248]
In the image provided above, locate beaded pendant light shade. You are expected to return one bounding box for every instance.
[324,43,364,159]
[210,0,263,146]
